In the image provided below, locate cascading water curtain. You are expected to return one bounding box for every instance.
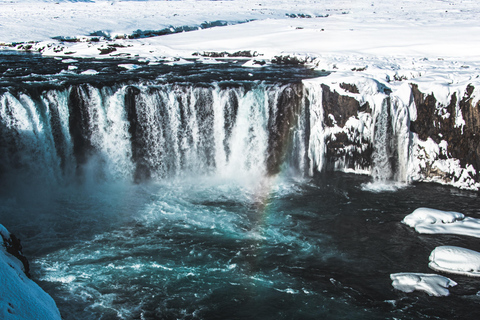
[0,82,309,188]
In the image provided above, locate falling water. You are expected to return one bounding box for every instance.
[0,81,308,188]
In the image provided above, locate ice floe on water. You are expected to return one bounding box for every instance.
[403,207,480,238]
[118,63,142,70]
[80,69,99,75]
[390,273,457,297]
[429,246,480,277]
[394,208,480,296]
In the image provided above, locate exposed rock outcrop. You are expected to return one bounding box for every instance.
[410,84,480,187]
[314,81,480,189]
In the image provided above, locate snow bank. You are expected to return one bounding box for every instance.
[429,246,480,277]
[390,273,457,297]
[0,224,62,320]
[403,208,480,238]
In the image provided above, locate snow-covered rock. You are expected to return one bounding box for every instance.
[402,207,480,238]
[0,224,62,320]
[390,272,457,297]
[429,246,480,277]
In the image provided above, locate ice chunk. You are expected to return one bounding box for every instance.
[429,246,480,277]
[402,207,480,238]
[61,59,78,64]
[80,69,99,75]
[118,64,141,70]
[390,272,457,297]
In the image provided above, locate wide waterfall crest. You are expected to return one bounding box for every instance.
[0,82,308,187]
[1,75,479,190]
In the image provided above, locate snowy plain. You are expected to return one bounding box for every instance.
[1,0,480,81]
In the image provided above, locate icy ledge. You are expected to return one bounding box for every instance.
[402,208,480,238]
[429,246,480,278]
[390,273,457,297]
[0,224,61,320]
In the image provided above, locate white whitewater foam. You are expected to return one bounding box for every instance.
[429,246,480,277]
[80,69,99,75]
[118,64,141,70]
[360,180,407,193]
[390,273,457,297]
[403,207,480,238]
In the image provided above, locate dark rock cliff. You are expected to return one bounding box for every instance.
[317,82,479,188]
[410,83,480,183]
[321,84,373,172]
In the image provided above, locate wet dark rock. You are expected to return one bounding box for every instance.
[339,82,359,94]
[267,83,304,175]
[271,55,307,65]
[98,46,117,55]
[192,50,260,58]
[321,84,360,127]
[68,85,95,171]
[125,86,151,183]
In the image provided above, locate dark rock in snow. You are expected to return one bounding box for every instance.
[321,84,360,127]
[411,83,480,181]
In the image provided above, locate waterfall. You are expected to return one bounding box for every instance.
[371,97,395,181]
[2,73,474,190]
[0,82,308,187]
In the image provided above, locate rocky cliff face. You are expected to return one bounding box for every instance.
[312,79,480,190]
[410,84,480,185]
[1,75,479,190]
[320,83,373,172]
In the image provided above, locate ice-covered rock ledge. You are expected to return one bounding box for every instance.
[0,225,61,320]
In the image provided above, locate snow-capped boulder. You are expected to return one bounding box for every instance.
[0,224,62,320]
[390,272,457,297]
[429,246,480,277]
[402,207,480,238]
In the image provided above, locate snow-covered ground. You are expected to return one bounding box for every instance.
[1,1,479,67]
[0,225,62,320]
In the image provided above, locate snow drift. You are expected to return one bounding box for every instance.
[429,246,480,277]
[402,207,480,238]
[0,225,61,320]
[390,272,457,297]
